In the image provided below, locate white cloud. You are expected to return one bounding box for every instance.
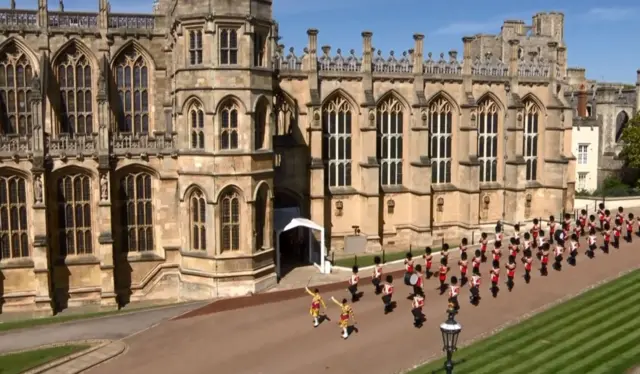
[583,7,638,21]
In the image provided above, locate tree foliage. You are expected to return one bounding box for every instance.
[619,113,640,168]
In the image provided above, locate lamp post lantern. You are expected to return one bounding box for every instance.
[439,306,462,374]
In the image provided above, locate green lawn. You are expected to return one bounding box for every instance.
[410,269,640,374]
[333,244,452,268]
[0,344,89,374]
[0,302,182,333]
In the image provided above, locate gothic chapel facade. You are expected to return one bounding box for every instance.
[0,0,574,313]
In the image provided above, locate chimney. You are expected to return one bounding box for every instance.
[462,36,473,75]
[412,33,423,74]
[577,84,587,117]
[307,28,318,71]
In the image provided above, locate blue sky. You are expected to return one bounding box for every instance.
[5,0,639,82]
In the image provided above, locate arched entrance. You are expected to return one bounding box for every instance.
[274,190,306,278]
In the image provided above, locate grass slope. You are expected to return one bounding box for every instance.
[0,344,89,374]
[410,269,640,374]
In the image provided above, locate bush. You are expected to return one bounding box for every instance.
[591,176,640,197]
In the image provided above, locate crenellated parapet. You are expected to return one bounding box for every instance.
[276,30,558,82]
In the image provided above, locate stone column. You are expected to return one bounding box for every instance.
[459,36,478,226]
[37,0,48,28]
[361,31,372,73]
[306,29,326,248]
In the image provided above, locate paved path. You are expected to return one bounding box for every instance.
[87,233,640,374]
[0,302,204,354]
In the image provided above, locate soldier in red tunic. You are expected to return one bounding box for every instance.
[348,265,360,302]
[438,258,449,295]
[568,233,579,266]
[522,249,533,283]
[505,255,516,292]
[411,293,425,328]
[489,260,500,298]
[423,247,433,279]
[494,222,503,245]
[627,213,635,243]
[459,237,468,256]
[441,244,450,266]
[602,222,611,253]
[604,210,612,231]
[491,240,502,264]
[613,218,622,249]
[508,237,519,259]
[598,203,606,230]
[616,206,625,226]
[472,249,482,276]
[448,276,460,311]
[372,256,383,295]
[553,236,564,271]
[480,232,489,262]
[412,264,425,297]
[579,209,588,236]
[382,275,395,314]
[531,218,541,244]
[588,214,597,234]
[404,253,415,286]
[548,215,557,244]
[540,242,550,276]
[587,228,597,258]
[469,272,481,305]
[458,252,468,286]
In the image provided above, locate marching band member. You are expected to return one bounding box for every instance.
[568,233,579,266]
[602,222,611,253]
[579,209,588,236]
[522,249,533,284]
[495,222,503,244]
[508,237,519,258]
[492,241,502,264]
[587,228,598,258]
[305,287,327,328]
[423,247,433,278]
[448,276,460,311]
[441,244,450,266]
[627,213,635,243]
[548,215,557,244]
[505,255,516,292]
[513,223,521,242]
[489,260,500,298]
[616,206,625,226]
[404,252,415,286]
[412,264,424,297]
[469,272,481,305]
[563,213,573,237]
[613,218,622,249]
[438,258,449,294]
[553,234,565,271]
[348,265,360,302]
[459,237,469,255]
[458,252,468,285]
[604,210,612,231]
[411,292,425,328]
[574,218,583,240]
[531,218,541,244]
[480,232,489,262]
[598,203,606,230]
[522,232,532,256]
[331,296,356,339]
[540,243,550,276]
[472,249,482,276]
[372,256,383,295]
[537,230,546,253]
[382,275,394,314]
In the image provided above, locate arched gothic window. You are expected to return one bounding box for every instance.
[221,191,240,251]
[254,101,267,150]
[274,92,296,136]
[478,100,499,183]
[190,189,206,250]
[322,95,352,187]
[55,45,93,135]
[0,175,28,259]
[120,172,153,252]
[254,187,267,250]
[377,96,403,186]
[0,43,33,135]
[220,101,238,150]
[114,47,149,134]
[523,100,539,181]
[57,174,92,255]
[428,98,453,184]
[189,103,204,149]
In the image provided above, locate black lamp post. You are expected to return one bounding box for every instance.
[439,306,462,374]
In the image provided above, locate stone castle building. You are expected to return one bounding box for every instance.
[564,69,639,191]
[0,1,575,313]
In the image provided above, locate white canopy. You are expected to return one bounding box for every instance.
[275,217,328,276]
